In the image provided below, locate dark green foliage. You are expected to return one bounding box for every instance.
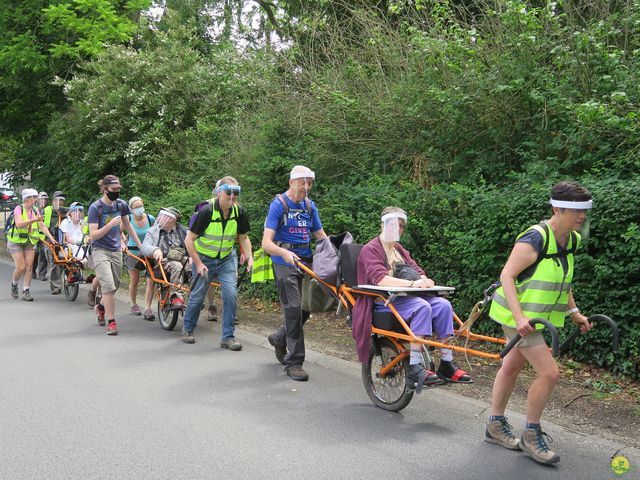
[3,1,639,377]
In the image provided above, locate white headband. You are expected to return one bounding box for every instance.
[290,170,315,180]
[158,209,176,220]
[550,199,593,210]
[381,212,407,222]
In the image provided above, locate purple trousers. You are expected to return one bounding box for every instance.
[374,295,454,337]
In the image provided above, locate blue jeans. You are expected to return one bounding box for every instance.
[182,252,237,340]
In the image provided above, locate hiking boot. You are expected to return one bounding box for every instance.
[520,428,560,465]
[182,329,195,344]
[485,418,521,450]
[221,338,243,351]
[106,320,118,336]
[22,289,33,302]
[142,308,155,321]
[130,304,142,316]
[406,364,428,394]
[206,305,217,321]
[10,283,19,299]
[51,287,61,295]
[437,360,473,383]
[267,334,286,365]
[285,366,309,382]
[87,289,97,307]
[95,304,106,326]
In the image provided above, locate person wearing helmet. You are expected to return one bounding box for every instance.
[123,196,155,320]
[140,207,189,310]
[43,190,67,295]
[32,191,50,281]
[262,165,328,382]
[7,188,57,301]
[60,202,88,262]
[182,176,253,349]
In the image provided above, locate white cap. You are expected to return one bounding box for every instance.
[290,165,315,181]
[21,188,38,200]
[38,191,48,199]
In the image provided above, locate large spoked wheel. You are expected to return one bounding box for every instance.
[157,289,179,331]
[362,336,414,412]
[63,268,79,302]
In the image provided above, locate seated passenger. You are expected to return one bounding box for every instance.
[140,207,189,310]
[60,202,88,264]
[352,206,472,390]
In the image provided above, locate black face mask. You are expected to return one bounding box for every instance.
[106,191,120,201]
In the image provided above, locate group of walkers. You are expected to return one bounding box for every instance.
[6,169,594,466]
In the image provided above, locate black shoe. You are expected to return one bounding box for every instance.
[406,364,428,394]
[285,366,309,382]
[437,360,473,383]
[10,283,18,299]
[268,334,286,365]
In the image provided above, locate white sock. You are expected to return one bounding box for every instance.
[410,349,423,365]
[440,349,453,362]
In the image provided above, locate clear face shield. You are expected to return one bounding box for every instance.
[155,210,177,231]
[38,197,48,209]
[290,170,315,199]
[550,198,593,239]
[216,184,241,205]
[53,197,65,211]
[69,206,84,223]
[381,211,407,243]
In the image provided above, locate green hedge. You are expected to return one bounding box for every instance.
[305,173,639,378]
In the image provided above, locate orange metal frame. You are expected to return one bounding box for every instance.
[42,240,84,278]
[295,261,507,367]
[125,249,220,312]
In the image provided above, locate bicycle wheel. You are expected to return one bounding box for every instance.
[157,291,179,331]
[63,269,79,302]
[362,336,414,412]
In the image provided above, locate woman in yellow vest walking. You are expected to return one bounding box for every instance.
[484,181,593,465]
[7,188,57,301]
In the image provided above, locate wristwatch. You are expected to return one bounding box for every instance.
[567,307,580,315]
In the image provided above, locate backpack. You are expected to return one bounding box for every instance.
[276,193,313,227]
[4,205,39,238]
[3,206,20,237]
[93,198,127,224]
[519,221,578,280]
[189,200,211,230]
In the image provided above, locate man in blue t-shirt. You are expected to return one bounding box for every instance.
[262,165,327,381]
[87,174,142,336]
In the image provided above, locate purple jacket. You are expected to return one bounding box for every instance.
[351,237,426,362]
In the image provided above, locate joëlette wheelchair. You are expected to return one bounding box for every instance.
[125,249,220,331]
[296,243,620,412]
[42,239,87,302]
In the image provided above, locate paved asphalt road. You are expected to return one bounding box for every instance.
[0,259,638,480]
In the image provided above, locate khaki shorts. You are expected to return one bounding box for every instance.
[90,247,122,294]
[7,241,36,255]
[502,325,546,348]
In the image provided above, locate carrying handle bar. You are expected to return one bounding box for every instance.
[559,314,619,355]
[500,318,559,358]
